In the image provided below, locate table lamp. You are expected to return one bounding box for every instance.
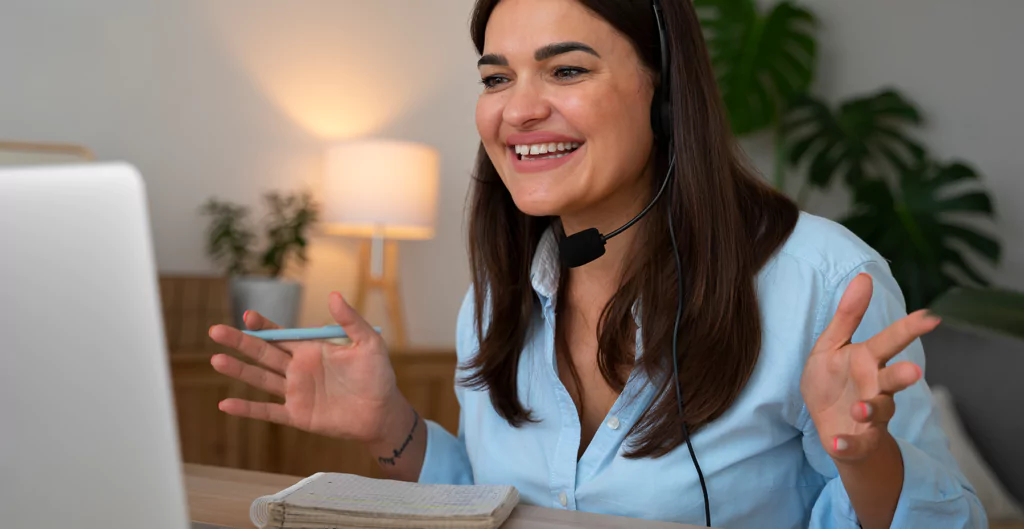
[322,139,440,349]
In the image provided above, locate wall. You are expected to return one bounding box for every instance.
[0,0,480,347]
[1,0,1021,349]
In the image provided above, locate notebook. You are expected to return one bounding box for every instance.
[249,473,520,529]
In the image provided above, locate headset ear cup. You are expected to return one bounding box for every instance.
[650,88,666,141]
[660,101,673,141]
[650,87,673,143]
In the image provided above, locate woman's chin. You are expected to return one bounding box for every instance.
[507,194,565,218]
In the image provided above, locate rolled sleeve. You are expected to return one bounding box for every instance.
[890,436,988,528]
[416,418,474,485]
[804,260,986,528]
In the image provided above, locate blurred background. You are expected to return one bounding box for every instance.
[2,0,1022,526]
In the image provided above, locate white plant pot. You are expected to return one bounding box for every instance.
[229,276,302,329]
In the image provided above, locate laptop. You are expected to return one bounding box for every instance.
[0,163,228,529]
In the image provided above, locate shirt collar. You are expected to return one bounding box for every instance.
[528,225,641,328]
[529,226,560,304]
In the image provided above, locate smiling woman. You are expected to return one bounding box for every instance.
[206,1,987,528]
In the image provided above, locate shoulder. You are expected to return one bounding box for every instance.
[756,212,907,338]
[765,211,890,288]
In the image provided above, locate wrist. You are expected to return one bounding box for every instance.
[833,430,901,471]
[367,392,416,450]
[831,431,905,529]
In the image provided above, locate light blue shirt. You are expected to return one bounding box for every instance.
[417,212,985,528]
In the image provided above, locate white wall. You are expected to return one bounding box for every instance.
[0,0,481,347]
[2,0,1021,349]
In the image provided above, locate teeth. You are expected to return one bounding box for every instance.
[514,141,582,159]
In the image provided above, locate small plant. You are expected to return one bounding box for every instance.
[200,190,319,278]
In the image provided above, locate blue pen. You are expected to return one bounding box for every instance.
[242,324,383,342]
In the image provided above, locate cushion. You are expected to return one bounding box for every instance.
[932,385,1024,521]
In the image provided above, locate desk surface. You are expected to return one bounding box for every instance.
[184,463,702,529]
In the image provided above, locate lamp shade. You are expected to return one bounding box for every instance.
[323,139,440,240]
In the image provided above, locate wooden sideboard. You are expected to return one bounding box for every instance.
[160,275,460,478]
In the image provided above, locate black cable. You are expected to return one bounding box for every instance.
[667,180,711,527]
[603,161,674,242]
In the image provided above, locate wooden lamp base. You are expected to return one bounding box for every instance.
[353,238,407,349]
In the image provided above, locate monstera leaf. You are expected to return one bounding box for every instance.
[784,89,926,188]
[930,287,1024,342]
[695,0,817,135]
[841,160,1001,311]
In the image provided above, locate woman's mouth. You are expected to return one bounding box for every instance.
[506,141,585,173]
[511,141,582,161]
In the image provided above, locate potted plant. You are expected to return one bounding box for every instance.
[695,0,1019,316]
[200,190,319,329]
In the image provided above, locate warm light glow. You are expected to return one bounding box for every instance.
[197,2,447,139]
[323,140,440,240]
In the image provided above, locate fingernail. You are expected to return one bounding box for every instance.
[915,364,923,379]
[834,438,848,451]
[860,402,872,419]
[923,310,942,323]
[243,310,250,321]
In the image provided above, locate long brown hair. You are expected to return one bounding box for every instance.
[461,0,799,458]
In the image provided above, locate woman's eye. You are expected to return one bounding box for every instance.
[480,76,508,90]
[553,67,588,80]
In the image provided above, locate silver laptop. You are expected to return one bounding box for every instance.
[0,163,227,529]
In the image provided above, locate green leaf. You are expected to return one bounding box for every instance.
[696,0,817,135]
[941,248,990,286]
[840,159,1001,310]
[940,223,1001,263]
[783,89,924,188]
[930,287,1024,341]
[934,192,994,215]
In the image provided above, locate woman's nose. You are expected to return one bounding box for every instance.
[502,82,552,129]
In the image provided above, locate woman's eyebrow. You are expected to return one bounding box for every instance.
[535,41,600,61]
[477,41,601,68]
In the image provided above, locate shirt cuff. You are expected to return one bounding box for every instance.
[416,419,474,485]
[890,436,973,528]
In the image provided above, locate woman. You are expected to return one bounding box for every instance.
[208,0,984,527]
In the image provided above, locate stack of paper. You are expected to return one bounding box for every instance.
[250,472,519,529]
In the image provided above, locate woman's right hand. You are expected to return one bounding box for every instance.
[207,292,406,445]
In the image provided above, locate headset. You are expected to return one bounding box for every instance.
[557,0,711,526]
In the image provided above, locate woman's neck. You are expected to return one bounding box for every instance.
[559,197,649,304]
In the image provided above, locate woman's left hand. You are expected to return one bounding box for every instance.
[800,273,941,462]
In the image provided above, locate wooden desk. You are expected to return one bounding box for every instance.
[185,463,702,529]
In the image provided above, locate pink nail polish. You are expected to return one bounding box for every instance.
[834,437,849,451]
[860,402,871,419]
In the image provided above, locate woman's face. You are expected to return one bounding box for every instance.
[476,0,657,232]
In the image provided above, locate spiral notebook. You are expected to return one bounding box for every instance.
[249,472,519,529]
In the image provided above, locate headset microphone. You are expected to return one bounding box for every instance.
[558,159,674,268]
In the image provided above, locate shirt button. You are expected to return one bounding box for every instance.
[606,416,621,430]
[558,491,568,507]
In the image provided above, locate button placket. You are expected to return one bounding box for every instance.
[543,299,579,513]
